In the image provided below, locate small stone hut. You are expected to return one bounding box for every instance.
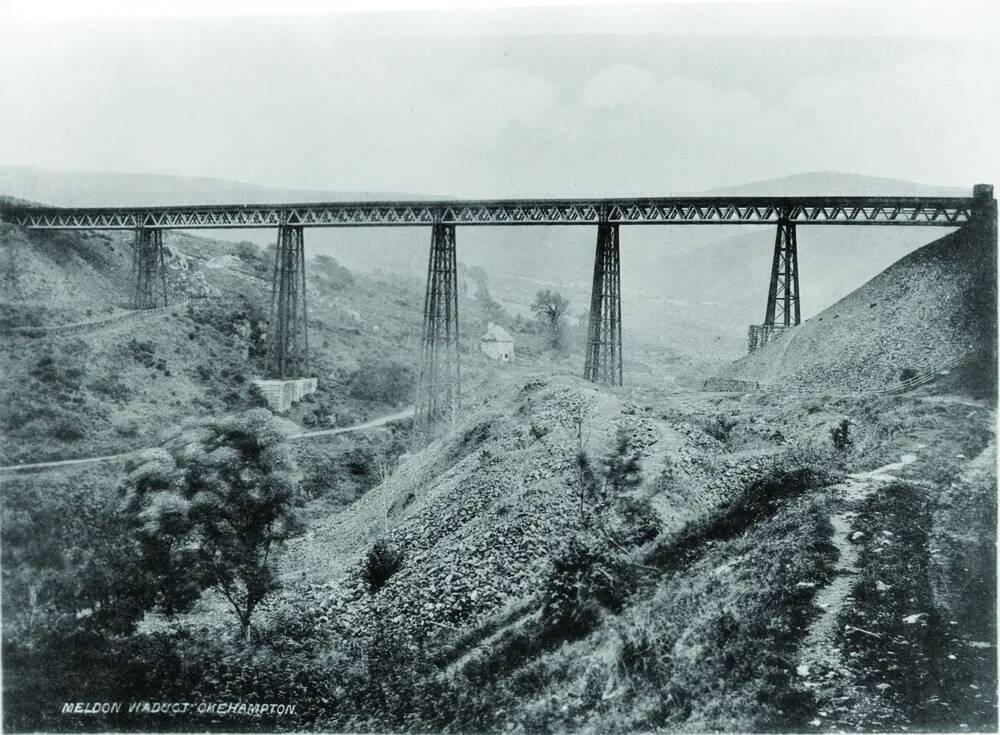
[479,322,515,362]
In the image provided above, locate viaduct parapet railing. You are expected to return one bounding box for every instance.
[2,186,995,443]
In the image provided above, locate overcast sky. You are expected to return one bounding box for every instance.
[2,3,998,197]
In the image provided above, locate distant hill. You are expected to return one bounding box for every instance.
[0,166,969,209]
[703,171,968,197]
[0,165,444,208]
[717,221,997,392]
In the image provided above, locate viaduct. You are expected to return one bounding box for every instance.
[2,184,995,437]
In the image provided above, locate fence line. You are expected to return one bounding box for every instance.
[1,301,190,339]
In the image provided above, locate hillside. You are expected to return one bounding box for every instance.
[36,370,986,734]
[719,221,997,392]
[0,223,435,468]
[0,225,134,328]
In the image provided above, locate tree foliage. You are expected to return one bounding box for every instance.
[349,357,415,404]
[530,289,570,351]
[119,408,302,638]
[473,283,506,326]
[2,475,161,646]
[314,254,354,290]
[362,538,405,594]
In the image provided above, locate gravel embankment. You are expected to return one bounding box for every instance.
[720,223,996,392]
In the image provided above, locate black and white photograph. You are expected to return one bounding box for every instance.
[0,1,997,732]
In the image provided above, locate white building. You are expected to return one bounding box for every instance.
[479,322,515,362]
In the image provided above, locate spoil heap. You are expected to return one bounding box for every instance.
[282,375,765,640]
[719,223,997,393]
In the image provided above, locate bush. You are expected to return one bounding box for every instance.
[703,413,737,443]
[314,254,354,289]
[110,414,140,436]
[349,359,415,404]
[541,534,636,639]
[30,351,86,395]
[363,538,404,593]
[830,418,851,451]
[89,373,131,402]
[126,339,157,368]
[51,418,85,442]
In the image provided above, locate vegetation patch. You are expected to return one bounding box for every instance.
[837,482,998,731]
[363,538,405,593]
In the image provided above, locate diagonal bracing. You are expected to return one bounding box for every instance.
[267,224,309,379]
[413,222,462,441]
[130,228,168,310]
[584,221,623,386]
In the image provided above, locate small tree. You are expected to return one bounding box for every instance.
[830,418,851,452]
[574,427,645,535]
[363,538,404,594]
[473,283,505,326]
[530,289,570,352]
[120,408,302,640]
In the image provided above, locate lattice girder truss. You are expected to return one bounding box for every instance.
[4,196,980,230]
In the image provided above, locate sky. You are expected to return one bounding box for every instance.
[2,2,999,198]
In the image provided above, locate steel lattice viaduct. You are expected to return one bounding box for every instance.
[3,185,996,438]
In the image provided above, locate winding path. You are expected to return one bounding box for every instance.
[795,452,918,728]
[289,407,413,440]
[0,406,414,475]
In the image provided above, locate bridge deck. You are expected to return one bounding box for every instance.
[1,195,980,229]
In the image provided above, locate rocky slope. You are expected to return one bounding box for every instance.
[281,375,773,640]
[718,221,997,392]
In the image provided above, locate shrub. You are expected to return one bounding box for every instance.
[541,534,636,639]
[89,373,131,401]
[313,254,354,289]
[830,418,851,451]
[703,413,737,443]
[363,538,404,593]
[899,367,918,382]
[126,339,157,368]
[349,359,415,404]
[51,418,85,442]
[30,352,86,395]
[618,494,662,545]
[110,414,140,436]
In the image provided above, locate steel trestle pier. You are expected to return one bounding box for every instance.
[584,221,623,386]
[413,222,461,443]
[267,224,309,379]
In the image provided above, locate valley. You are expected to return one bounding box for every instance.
[0,170,995,734]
